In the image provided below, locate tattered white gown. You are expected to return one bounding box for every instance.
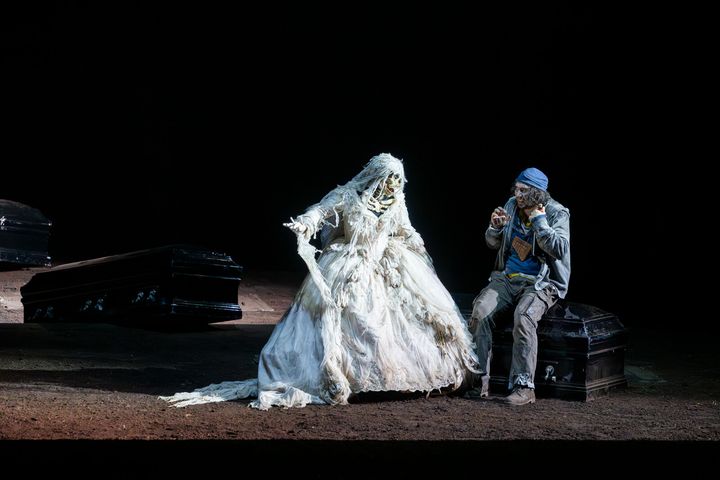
[161,164,478,410]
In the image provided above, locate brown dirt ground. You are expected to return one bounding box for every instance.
[1,267,718,474]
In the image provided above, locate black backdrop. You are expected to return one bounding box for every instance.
[2,4,667,325]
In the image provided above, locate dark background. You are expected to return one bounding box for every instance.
[2,3,669,325]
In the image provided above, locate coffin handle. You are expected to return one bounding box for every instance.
[544,365,556,383]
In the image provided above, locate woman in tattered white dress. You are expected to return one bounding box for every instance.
[161,153,478,409]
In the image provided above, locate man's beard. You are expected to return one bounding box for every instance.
[516,195,533,210]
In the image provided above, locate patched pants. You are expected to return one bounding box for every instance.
[469,271,558,389]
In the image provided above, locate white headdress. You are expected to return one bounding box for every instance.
[344,153,406,195]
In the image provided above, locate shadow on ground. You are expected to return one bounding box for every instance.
[0,323,272,395]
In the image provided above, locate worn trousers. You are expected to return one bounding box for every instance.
[469,271,558,389]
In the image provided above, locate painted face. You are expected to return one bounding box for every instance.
[513,182,532,208]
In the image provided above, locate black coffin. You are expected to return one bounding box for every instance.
[21,245,242,327]
[0,199,52,267]
[453,294,627,401]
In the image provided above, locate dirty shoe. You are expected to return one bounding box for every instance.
[503,387,535,405]
[464,377,489,399]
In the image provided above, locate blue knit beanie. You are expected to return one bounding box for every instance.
[516,167,548,192]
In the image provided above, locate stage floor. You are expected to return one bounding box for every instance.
[1,268,718,442]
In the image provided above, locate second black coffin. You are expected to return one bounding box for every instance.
[21,245,242,327]
[0,199,52,267]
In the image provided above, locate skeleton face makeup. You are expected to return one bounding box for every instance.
[371,173,402,199]
[368,173,402,215]
[383,173,402,195]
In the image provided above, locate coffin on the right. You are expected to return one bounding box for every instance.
[489,301,628,400]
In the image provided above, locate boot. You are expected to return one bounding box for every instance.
[464,376,490,399]
[503,386,535,405]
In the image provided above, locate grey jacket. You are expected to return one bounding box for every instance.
[485,197,571,298]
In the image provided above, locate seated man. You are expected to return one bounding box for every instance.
[468,167,570,405]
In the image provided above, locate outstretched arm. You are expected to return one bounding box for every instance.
[283,186,346,240]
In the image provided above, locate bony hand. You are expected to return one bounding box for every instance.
[526,204,545,220]
[283,217,311,239]
[490,207,508,229]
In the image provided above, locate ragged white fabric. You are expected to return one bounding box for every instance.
[160,153,479,410]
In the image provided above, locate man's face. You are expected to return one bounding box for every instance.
[513,182,532,208]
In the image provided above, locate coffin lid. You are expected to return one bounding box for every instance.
[544,301,616,322]
[48,244,241,272]
[0,199,51,226]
